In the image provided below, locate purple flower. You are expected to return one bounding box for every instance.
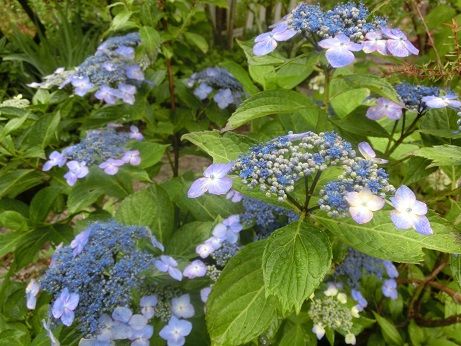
[99,158,125,175]
[171,294,195,318]
[150,235,164,251]
[183,260,207,279]
[226,189,243,203]
[122,150,141,166]
[159,316,192,346]
[70,75,94,96]
[382,28,419,57]
[200,287,211,303]
[95,85,121,104]
[64,161,89,186]
[345,188,385,224]
[362,31,388,55]
[383,261,399,278]
[366,98,403,121]
[212,215,243,244]
[43,151,67,171]
[140,295,157,319]
[351,289,367,311]
[52,288,79,326]
[422,93,461,109]
[115,45,135,59]
[129,314,148,331]
[382,279,398,299]
[318,33,363,68]
[358,142,388,164]
[126,65,144,81]
[118,83,137,105]
[213,88,234,109]
[253,22,297,56]
[70,229,91,256]
[390,185,433,235]
[187,163,233,198]
[26,279,40,310]
[196,241,218,258]
[112,306,133,323]
[154,255,182,281]
[130,325,153,346]
[193,83,212,100]
[129,125,144,141]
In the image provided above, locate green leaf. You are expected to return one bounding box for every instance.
[279,321,315,346]
[450,254,461,288]
[219,60,259,95]
[330,109,389,137]
[184,32,209,53]
[182,130,256,162]
[413,145,461,166]
[115,185,174,242]
[314,212,461,263]
[131,141,168,169]
[333,74,400,103]
[275,54,319,89]
[29,186,62,224]
[330,88,370,118]
[263,221,332,313]
[166,221,213,258]
[0,169,44,198]
[0,211,28,231]
[207,241,279,345]
[140,26,161,61]
[224,90,323,131]
[373,312,404,345]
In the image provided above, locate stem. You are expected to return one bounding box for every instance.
[384,120,399,155]
[286,193,303,212]
[387,112,425,156]
[305,170,322,211]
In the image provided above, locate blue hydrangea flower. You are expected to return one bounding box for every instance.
[318,33,363,68]
[382,279,398,299]
[52,287,80,326]
[183,260,207,279]
[193,83,213,100]
[213,88,234,109]
[395,83,440,110]
[159,316,192,346]
[344,188,385,224]
[43,151,67,171]
[70,229,91,256]
[381,28,419,57]
[253,21,298,56]
[140,295,158,319]
[26,279,40,310]
[171,294,195,319]
[188,163,234,198]
[422,93,461,109]
[154,255,183,281]
[366,98,403,120]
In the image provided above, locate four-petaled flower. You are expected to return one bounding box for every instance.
[171,294,195,319]
[358,142,388,164]
[183,260,207,279]
[362,31,387,55]
[51,288,79,326]
[366,98,403,121]
[213,88,234,109]
[159,316,192,346]
[422,93,461,109]
[253,22,298,56]
[345,188,385,224]
[64,161,89,186]
[70,229,91,256]
[43,151,67,171]
[318,33,363,68]
[140,295,157,319]
[122,150,141,166]
[193,83,213,100]
[390,185,432,235]
[382,28,419,57]
[312,324,325,340]
[99,158,125,175]
[382,279,398,299]
[129,125,144,141]
[154,255,183,281]
[188,163,234,198]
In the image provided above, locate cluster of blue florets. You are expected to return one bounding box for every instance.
[241,196,298,237]
[233,131,356,201]
[395,83,440,110]
[334,248,399,307]
[39,221,158,336]
[43,125,143,186]
[319,157,394,217]
[31,33,144,104]
[289,2,386,41]
[187,67,245,109]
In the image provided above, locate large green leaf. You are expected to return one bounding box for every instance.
[413,145,461,167]
[332,74,400,103]
[219,60,259,95]
[207,241,279,345]
[263,220,332,313]
[182,130,256,162]
[314,212,461,263]
[0,169,44,198]
[29,186,62,224]
[223,90,323,131]
[165,221,213,258]
[115,185,174,242]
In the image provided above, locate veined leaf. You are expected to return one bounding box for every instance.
[413,145,461,167]
[333,74,400,103]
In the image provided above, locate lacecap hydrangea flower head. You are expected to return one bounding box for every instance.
[26,220,210,346]
[253,1,418,68]
[366,83,461,121]
[43,124,143,186]
[187,67,245,109]
[29,32,145,105]
[188,132,433,235]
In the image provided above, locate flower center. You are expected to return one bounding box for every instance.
[406,207,412,213]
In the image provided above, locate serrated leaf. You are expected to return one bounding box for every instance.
[263,221,332,313]
[330,88,370,118]
[219,60,259,95]
[165,221,213,258]
[115,185,174,242]
[223,90,323,131]
[182,130,256,162]
[140,26,161,61]
[207,241,279,345]
[413,145,461,167]
[314,212,461,263]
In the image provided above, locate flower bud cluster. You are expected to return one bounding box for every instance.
[187,67,245,109]
[30,33,144,105]
[233,131,355,201]
[43,125,143,186]
[395,83,440,110]
[318,158,394,217]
